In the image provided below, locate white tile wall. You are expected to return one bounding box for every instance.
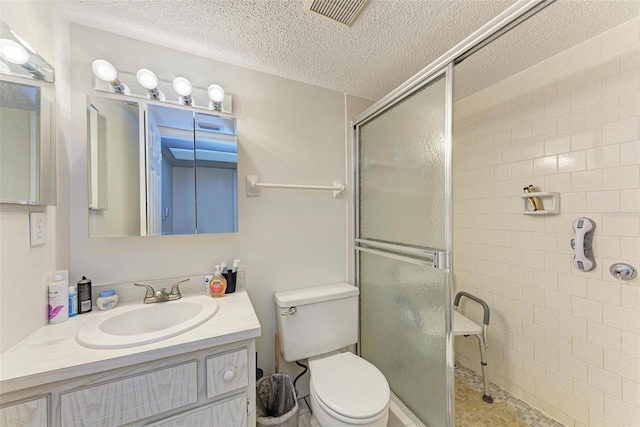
[453,17,640,427]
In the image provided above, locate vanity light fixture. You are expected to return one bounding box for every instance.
[173,77,193,106]
[207,84,225,111]
[92,59,130,95]
[136,68,165,101]
[0,38,44,79]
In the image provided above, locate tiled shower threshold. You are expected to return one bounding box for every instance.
[297,365,564,427]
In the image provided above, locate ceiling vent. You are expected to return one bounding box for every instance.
[305,0,369,26]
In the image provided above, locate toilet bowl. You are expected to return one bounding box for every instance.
[309,352,389,427]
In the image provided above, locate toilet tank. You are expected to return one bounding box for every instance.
[274,283,359,362]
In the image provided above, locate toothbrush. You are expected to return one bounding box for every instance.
[232,259,240,273]
[221,261,228,274]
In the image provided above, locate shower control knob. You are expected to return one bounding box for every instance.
[609,263,637,280]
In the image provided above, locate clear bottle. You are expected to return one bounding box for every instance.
[209,265,227,298]
[68,285,78,318]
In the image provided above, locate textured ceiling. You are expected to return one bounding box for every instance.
[57,1,639,102]
[56,0,516,100]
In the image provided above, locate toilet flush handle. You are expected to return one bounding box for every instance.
[280,307,297,316]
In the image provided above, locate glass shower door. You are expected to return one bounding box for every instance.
[355,66,453,426]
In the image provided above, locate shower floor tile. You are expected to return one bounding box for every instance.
[456,365,564,427]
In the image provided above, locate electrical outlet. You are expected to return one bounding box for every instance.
[29,212,46,247]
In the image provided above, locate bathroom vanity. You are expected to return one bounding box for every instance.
[0,289,261,426]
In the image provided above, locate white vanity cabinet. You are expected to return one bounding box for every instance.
[0,340,256,427]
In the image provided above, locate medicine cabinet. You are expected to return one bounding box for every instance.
[0,77,56,205]
[87,95,238,238]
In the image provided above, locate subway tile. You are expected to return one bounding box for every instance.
[570,36,602,72]
[620,188,640,212]
[535,343,559,370]
[571,170,603,192]
[586,144,621,169]
[534,306,560,331]
[558,151,586,173]
[586,97,619,126]
[602,67,640,100]
[587,278,622,305]
[621,140,640,166]
[512,334,535,358]
[601,18,640,57]
[588,364,622,398]
[622,378,640,407]
[621,331,640,358]
[571,81,602,109]
[586,190,620,213]
[605,348,640,383]
[524,355,547,381]
[492,129,512,148]
[585,54,620,83]
[501,110,522,130]
[513,369,536,395]
[603,303,640,333]
[559,393,589,425]
[531,232,557,252]
[533,155,557,176]
[558,274,587,298]
[532,116,558,138]
[621,283,640,310]
[521,139,544,159]
[602,116,639,145]
[559,313,587,340]
[534,269,559,291]
[511,160,533,178]
[619,90,640,119]
[571,127,602,151]
[546,329,573,355]
[533,80,558,103]
[604,392,640,426]
[559,353,588,382]
[620,45,640,71]
[560,192,586,213]
[544,93,571,118]
[545,134,572,155]
[588,322,622,352]
[545,173,572,193]
[602,208,640,236]
[500,146,521,164]
[544,252,572,274]
[620,236,640,261]
[573,337,604,367]
[521,101,544,125]
[588,409,623,427]
[523,284,546,307]
[511,124,534,142]
[591,235,620,259]
[557,108,586,133]
[572,296,603,322]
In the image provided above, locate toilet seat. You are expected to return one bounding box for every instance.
[310,352,389,421]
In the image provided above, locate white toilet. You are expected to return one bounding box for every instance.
[275,283,390,427]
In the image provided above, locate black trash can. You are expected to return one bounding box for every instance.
[256,373,299,427]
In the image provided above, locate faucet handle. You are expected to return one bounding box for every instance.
[170,278,189,297]
[134,283,155,298]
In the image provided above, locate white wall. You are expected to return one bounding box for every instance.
[0,2,71,352]
[453,18,640,427]
[67,23,371,389]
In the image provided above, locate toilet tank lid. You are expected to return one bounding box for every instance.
[274,283,358,307]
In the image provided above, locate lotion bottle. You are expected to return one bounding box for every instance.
[209,265,227,298]
[49,270,69,324]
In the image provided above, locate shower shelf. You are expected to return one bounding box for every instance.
[521,192,560,215]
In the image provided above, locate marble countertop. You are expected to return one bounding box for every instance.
[0,290,261,394]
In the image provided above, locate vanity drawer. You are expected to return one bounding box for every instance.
[206,349,248,399]
[0,396,49,427]
[60,361,197,426]
[147,394,247,426]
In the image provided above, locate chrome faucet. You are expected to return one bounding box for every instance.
[134,278,189,304]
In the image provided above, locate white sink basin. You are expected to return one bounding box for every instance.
[76,296,218,349]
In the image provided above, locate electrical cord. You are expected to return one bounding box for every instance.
[293,360,308,396]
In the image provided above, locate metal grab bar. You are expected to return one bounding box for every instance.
[245,175,345,198]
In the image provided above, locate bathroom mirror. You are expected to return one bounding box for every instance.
[0,77,56,205]
[87,104,108,210]
[87,96,143,238]
[87,95,238,237]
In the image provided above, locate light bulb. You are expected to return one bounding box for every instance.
[0,39,29,65]
[207,84,225,103]
[91,59,118,82]
[136,68,158,90]
[173,77,192,97]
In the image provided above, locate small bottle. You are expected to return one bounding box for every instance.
[97,290,118,310]
[527,185,544,211]
[209,265,227,298]
[49,270,69,324]
[68,285,78,318]
[523,186,537,211]
[77,276,93,314]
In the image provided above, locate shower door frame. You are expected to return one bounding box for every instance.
[352,1,551,425]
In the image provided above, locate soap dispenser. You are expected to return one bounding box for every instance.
[209,265,227,298]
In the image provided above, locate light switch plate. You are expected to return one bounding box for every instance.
[29,212,46,247]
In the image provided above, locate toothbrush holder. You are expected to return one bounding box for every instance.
[223,271,237,294]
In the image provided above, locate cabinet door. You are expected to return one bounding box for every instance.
[147,394,247,427]
[61,361,197,426]
[0,396,48,427]
[206,349,248,399]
